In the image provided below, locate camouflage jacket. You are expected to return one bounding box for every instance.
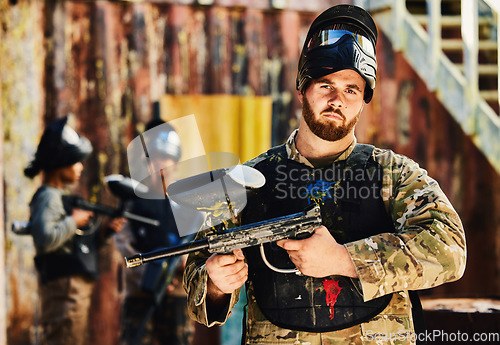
[183,130,466,344]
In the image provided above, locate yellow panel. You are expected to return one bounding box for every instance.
[253,96,273,160]
[240,96,256,162]
[159,94,272,164]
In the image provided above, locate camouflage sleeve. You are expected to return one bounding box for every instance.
[344,148,466,301]
[183,228,241,327]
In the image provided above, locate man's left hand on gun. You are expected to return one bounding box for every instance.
[277,225,358,278]
[206,249,248,295]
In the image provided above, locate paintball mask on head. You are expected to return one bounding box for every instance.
[24,116,93,178]
[296,5,378,103]
[145,119,182,163]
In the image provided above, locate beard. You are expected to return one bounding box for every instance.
[302,95,360,142]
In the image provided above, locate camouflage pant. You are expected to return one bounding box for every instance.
[39,274,95,345]
[120,294,194,345]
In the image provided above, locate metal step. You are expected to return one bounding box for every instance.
[480,90,499,101]
[442,39,498,51]
[413,14,492,27]
[455,64,499,76]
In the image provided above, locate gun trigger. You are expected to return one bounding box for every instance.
[294,232,312,240]
[269,242,280,250]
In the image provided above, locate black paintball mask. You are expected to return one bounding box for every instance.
[296,5,378,103]
[24,116,93,178]
[144,119,182,163]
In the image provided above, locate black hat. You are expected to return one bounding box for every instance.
[296,5,378,103]
[24,117,93,178]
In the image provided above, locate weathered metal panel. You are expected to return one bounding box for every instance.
[1,1,499,345]
[1,0,47,344]
[117,0,350,11]
[0,2,5,344]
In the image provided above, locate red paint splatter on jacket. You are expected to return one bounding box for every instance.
[322,279,343,320]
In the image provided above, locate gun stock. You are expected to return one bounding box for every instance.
[125,204,322,273]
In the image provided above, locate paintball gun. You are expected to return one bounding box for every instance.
[125,165,322,274]
[12,174,159,236]
[125,204,322,274]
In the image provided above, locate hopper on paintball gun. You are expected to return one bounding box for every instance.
[167,164,266,222]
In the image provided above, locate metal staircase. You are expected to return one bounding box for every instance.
[355,0,500,174]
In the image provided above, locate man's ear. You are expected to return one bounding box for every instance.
[297,90,304,104]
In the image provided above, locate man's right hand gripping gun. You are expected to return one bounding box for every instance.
[125,204,322,273]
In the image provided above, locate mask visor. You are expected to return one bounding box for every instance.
[307,28,375,57]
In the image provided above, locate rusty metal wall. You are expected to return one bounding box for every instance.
[0,1,5,343]
[1,0,499,344]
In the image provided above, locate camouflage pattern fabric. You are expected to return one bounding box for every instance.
[183,130,466,345]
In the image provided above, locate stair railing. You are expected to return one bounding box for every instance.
[483,0,499,110]
[355,0,500,175]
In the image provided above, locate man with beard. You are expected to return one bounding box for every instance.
[184,4,466,344]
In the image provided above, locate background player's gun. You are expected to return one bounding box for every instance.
[125,204,322,274]
[61,195,159,228]
[12,175,159,235]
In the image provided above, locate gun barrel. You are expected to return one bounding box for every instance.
[125,239,209,268]
[122,211,160,227]
[69,196,159,226]
[11,221,31,235]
